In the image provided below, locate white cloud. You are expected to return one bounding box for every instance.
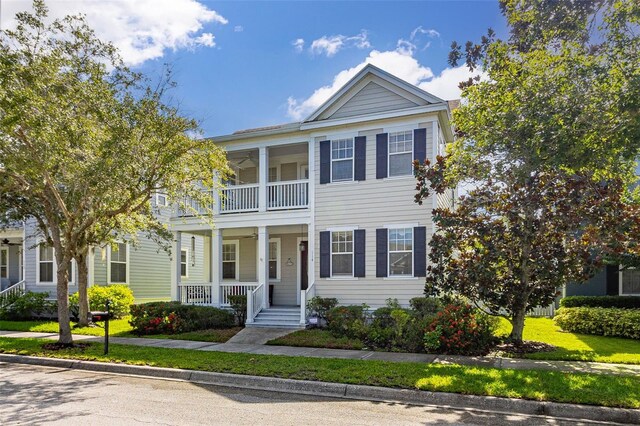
[292,38,305,52]
[1,0,227,66]
[411,26,440,40]
[286,28,479,120]
[308,30,370,57]
[234,25,244,32]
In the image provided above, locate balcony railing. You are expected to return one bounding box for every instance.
[268,180,309,210]
[221,184,259,213]
[175,179,309,217]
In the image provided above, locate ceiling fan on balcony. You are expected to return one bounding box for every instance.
[0,238,19,246]
[239,232,258,240]
[235,153,257,168]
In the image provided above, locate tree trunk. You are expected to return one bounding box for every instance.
[509,306,527,343]
[76,249,90,327]
[56,263,73,345]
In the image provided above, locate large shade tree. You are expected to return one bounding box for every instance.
[0,1,229,344]
[416,0,640,342]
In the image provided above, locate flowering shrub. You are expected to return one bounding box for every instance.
[423,303,498,355]
[129,301,234,335]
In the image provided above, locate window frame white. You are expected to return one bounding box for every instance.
[388,227,414,278]
[330,138,354,183]
[0,247,8,279]
[387,130,414,178]
[155,192,168,207]
[180,248,189,278]
[619,267,640,296]
[107,242,130,285]
[36,243,76,285]
[221,240,239,281]
[330,230,354,278]
[268,238,281,282]
[300,164,309,180]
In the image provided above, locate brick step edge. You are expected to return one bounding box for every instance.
[0,353,637,424]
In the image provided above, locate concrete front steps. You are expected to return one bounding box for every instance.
[246,306,304,329]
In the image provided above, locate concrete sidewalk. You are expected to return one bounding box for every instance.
[1,329,639,376]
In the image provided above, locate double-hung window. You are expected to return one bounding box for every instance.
[38,245,54,282]
[388,228,413,276]
[331,138,354,182]
[222,242,238,280]
[331,231,353,277]
[388,131,413,177]
[0,248,8,279]
[269,239,280,280]
[109,243,128,284]
[180,249,189,278]
[155,193,168,207]
[621,268,640,295]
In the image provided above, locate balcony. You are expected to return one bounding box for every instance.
[175,142,310,218]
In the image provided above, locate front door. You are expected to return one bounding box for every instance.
[300,241,308,291]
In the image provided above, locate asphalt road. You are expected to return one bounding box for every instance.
[0,362,606,425]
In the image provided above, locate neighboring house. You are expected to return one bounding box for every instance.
[0,195,187,303]
[171,64,456,327]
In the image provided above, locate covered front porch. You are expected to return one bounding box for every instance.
[0,229,24,291]
[172,224,315,326]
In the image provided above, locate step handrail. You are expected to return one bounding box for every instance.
[0,280,26,305]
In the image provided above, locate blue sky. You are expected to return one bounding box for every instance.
[2,0,507,136]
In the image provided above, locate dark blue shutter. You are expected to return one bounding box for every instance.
[413,226,427,277]
[354,136,366,181]
[320,140,330,184]
[320,231,331,278]
[376,228,388,277]
[354,229,365,277]
[414,128,427,164]
[376,133,388,179]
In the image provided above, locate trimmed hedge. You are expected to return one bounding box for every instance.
[560,296,640,309]
[554,307,640,339]
[70,284,134,319]
[129,301,234,335]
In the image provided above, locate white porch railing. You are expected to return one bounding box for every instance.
[299,280,316,326]
[247,283,264,324]
[220,282,258,307]
[0,280,26,305]
[268,180,308,210]
[178,283,214,305]
[221,184,259,213]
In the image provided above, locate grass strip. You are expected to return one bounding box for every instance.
[0,336,638,409]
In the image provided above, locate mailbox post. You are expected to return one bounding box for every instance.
[90,300,111,355]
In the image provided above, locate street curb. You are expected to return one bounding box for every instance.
[1,353,638,424]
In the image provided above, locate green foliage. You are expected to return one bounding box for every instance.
[560,296,640,309]
[227,295,247,326]
[129,302,234,335]
[415,0,640,344]
[326,304,369,340]
[423,303,499,356]
[69,285,134,320]
[554,307,640,340]
[0,291,54,320]
[306,296,338,322]
[409,297,443,319]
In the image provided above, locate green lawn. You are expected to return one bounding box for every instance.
[0,319,241,343]
[0,336,637,409]
[496,317,640,364]
[268,318,640,365]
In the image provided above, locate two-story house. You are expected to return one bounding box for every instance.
[171,64,456,327]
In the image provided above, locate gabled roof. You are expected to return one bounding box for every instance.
[303,64,446,123]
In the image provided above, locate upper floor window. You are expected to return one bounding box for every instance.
[331,138,354,182]
[331,231,353,277]
[155,193,168,207]
[388,228,413,277]
[388,131,413,177]
[109,242,128,284]
[222,242,238,280]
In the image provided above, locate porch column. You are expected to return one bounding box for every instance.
[171,231,181,301]
[87,246,95,288]
[257,225,269,309]
[258,147,268,212]
[211,228,222,306]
